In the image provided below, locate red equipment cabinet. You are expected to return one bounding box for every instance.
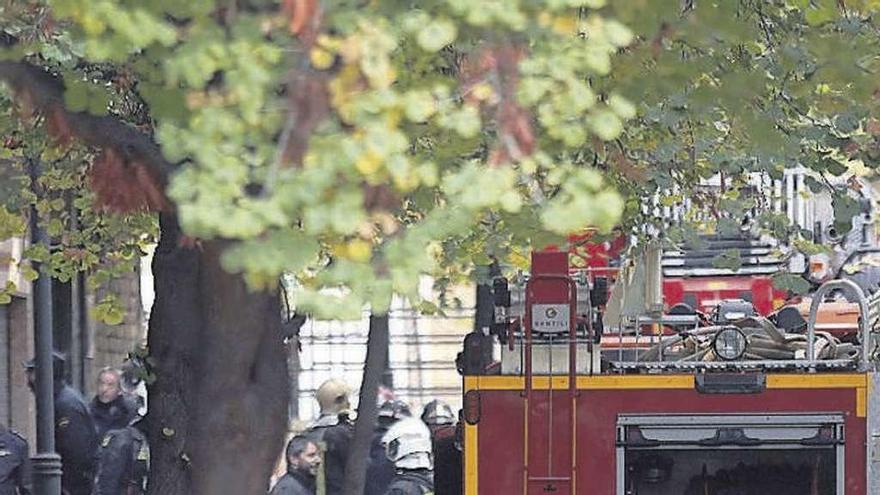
[461,252,880,495]
[463,374,870,494]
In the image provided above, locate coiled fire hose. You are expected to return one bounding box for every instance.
[639,316,859,362]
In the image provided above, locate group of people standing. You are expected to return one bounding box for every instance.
[2,364,463,495]
[271,378,462,495]
[0,352,147,495]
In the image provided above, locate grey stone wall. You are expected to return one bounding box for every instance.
[85,266,145,398]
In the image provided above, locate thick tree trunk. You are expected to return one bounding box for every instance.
[146,214,289,495]
[342,314,389,495]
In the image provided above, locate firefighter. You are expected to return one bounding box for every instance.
[0,422,32,494]
[270,436,321,495]
[420,401,460,495]
[24,352,98,495]
[305,378,353,495]
[89,367,139,439]
[419,401,453,430]
[365,400,412,495]
[381,418,434,495]
[92,417,149,495]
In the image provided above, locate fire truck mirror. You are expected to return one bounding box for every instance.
[457,332,494,376]
[492,277,511,307]
[463,390,481,425]
[590,276,609,307]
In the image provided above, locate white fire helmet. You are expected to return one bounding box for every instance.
[421,399,455,426]
[382,417,433,470]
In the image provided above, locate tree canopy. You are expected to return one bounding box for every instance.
[1,0,637,319]
[2,0,880,311]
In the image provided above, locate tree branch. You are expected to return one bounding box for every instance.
[0,60,174,181]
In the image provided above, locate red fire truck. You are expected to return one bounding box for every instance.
[459,250,879,494]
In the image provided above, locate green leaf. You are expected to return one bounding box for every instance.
[444,106,481,138]
[416,300,446,317]
[773,273,811,295]
[589,110,623,140]
[608,93,636,119]
[832,192,860,236]
[46,218,64,237]
[92,294,126,326]
[711,249,742,271]
[101,308,125,326]
[801,0,839,26]
[403,90,436,123]
[21,264,38,282]
[401,11,431,33]
[63,81,89,112]
[416,18,457,52]
[87,88,110,116]
[833,112,860,134]
[518,77,554,106]
[0,206,26,238]
[604,20,634,47]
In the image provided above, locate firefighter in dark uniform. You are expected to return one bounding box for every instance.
[305,379,353,495]
[270,436,321,495]
[0,422,31,494]
[420,401,460,495]
[93,417,148,495]
[381,418,434,495]
[365,400,412,495]
[24,352,98,495]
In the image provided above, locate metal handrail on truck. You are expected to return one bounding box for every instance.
[807,279,872,371]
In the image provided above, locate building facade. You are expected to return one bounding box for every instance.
[294,283,474,421]
[0,236,146,442]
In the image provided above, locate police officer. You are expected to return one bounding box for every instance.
[89,367,138,439]
[420,401,460,495]
[381,418,434,495]
[24,352,98,495]
[0,422,31,494]
[365,400,411,495]
[270,436,321,495]
[305,379,353,495]
[92,417,149,495]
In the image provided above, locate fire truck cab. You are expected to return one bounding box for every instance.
[460,250,880,494]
